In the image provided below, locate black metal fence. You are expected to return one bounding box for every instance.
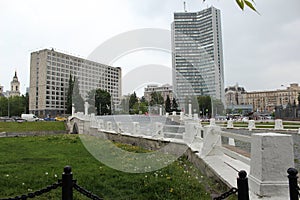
[213,170,249,200]
[0,166,103,200]
[1,166,300,200]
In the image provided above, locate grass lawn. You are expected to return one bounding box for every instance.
[0,135,234,200]
[0,121,66,132]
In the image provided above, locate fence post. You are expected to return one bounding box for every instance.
[237,170,249,200]
[62,166,73,200]
[287,168,299,200]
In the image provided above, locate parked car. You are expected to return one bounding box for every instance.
[55,116,67,121]
[21,114,43,122]
[44,117,55,121]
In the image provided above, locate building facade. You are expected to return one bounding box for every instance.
[225,83,300,113]
[144,84,173,103]
[0,85,3,96]
[172,6,225,109]
[29,48,122,117]
[10,71,21,97]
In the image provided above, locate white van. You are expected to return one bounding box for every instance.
[21,114,42,122]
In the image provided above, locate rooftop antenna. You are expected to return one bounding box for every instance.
[184,1,187,12]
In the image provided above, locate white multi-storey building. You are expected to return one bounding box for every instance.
[29,48,121,117]
[144,84,173,102]
[172,6,225,109]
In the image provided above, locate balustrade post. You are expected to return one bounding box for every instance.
[62,166,73,200]
[237,170,249,200]
[287,168,299,200]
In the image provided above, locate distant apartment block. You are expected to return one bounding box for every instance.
[225,83,300,113]
[29,48,121,117]
[172,6,225,108]
[144,84,173,102]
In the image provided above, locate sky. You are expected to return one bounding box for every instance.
[0,0,299,96]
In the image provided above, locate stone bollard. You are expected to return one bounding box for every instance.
[228,138,235,146]
[209,118,216,126]
[172,111,176,116]
[274,119,284,130]
[184,121,198,144]
[159,107,162,116]
[180,112,184,120]
[298,128,300,134]
[132,122,140,135]
[106,121,112,131]
[72,104,75,116]
[227,119,234,128]
[200,125,222,158]
[248,120,255,131]
[193,113,198,121]
[84,102,89,115]
[188,104,192,119]
[166,113,169,117]
[155,122,164,138]
[249,133,294,199]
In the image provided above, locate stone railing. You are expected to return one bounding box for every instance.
[69,113,295,199]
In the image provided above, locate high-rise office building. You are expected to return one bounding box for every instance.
[29,48,121,117]
[172,6,225,109]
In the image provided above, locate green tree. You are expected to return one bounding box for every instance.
[129,92,138,114]
[165,95,171,113]
[150,92,164,106]
[197,96,212,117]
[172,98,179,112]
[86,89,96,114]
[72,77,84,112]
[95,89,111,115]
[66,74,74,114]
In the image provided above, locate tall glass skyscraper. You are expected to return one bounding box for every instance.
[172,6,225,109]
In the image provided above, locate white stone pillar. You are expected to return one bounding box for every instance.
[172,111,176,116]
[227,119,234,128]
[166,113,169,117]
[228,138,235,146]
[248,120,255,131]
[193,113,198,121]
[274,119,284,130]
[132,122,140,135]
[84,102,89,116]
[155,122,164,138]
[188,104,192,119]
[184,121,197,144]
[180,112,184,120]
[200,125,222,158]
[249,133,294,198]
[298,128,300,134]
[72,104,75,116]
[209,118,216,126]
[159,107,162,116]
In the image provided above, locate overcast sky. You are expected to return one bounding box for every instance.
[0,0,299,96]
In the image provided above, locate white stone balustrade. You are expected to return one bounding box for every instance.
[249,133,294,199]
[132,122,140,135]
[248,120,255,131]
[227,119,234,128]
[184,121,198,144]
[274,119,284,130]
[200,125,222,158]
[116,122,122,133]
[106,121,112,131]
[209,118,216,126]
[155,122,164,138]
